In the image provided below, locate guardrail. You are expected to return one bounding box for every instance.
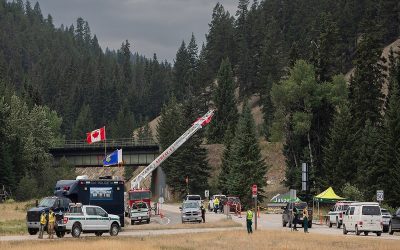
[51,137,158,149]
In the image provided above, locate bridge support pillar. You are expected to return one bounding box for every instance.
[151,167,166,201]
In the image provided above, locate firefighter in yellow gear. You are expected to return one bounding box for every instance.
[213,197,219,213]
[246,209,253,234]
[38,211,47,239]
[48,209,55,239]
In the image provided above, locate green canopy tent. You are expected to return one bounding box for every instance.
[313,187,346,224]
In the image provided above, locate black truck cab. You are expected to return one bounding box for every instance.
[26,196,71,236]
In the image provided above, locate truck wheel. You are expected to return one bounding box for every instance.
[56,231,65,238]
[355,225,360,236]
[376,231,381,236]
[146,219,150,224]
[283,221,287,227]
[336,218,341,228]
[95,232,103,236]
[131,220,134,225]
[110,223,119,236]
[28,228,38,235]
[328,220,332,228]
[364,231,368,236]
[343,224,348,235]
[72,223,82,238]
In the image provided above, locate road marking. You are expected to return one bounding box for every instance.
[160,216,171,225]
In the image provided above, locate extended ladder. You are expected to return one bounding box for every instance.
[130,109,215,189]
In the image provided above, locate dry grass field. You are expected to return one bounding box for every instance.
[0,201,34,235]
[1,230,398,250]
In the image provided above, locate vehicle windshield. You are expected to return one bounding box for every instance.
[129,191,151,200]
[381,209,390,216]
[38,198,56,207]
[362,206,381,215]
[132,203,148,210]
[187,196,201,200]
[183,202,199,209]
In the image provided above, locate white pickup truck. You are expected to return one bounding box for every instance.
[130,202,150,225]
[328,201,353,228]
[62,203,120,237]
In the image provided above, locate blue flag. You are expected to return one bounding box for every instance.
[103,149,123,166]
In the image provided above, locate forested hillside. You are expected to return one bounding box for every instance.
[1,0,400,207]
[0,0,172,139]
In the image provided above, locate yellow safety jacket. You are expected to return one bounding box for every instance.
[48,211,55,223]
[40,213,47,225]
[246,210,253,220]
[214,198,219,206]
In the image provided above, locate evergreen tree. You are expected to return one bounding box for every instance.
[226,102,267,207]
[207,58,238,143]
[349,32,386,127]
[173,41,190,100]
[71,104,94,140]
[218,127,234,194]
[156,97,186,196]
[310,13,342,82]
[354,119,381,199]
[377,55,400,207]
[0,97,14,189]
[205,3,236,75]
[322,102,355,190]
[181,95,211,195]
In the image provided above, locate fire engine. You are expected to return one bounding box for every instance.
[125,109,215,216]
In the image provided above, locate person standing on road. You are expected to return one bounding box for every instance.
[292,207,299,231]
[48,209,55,239]
[219,198,224,213]
[303,206,309,233]
[246,208,253,234]
[201,204,206,223]
[214,197,219,213]
[38,211,47,239]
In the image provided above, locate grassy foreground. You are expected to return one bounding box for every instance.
[0,201,34,235]
[1,230,398,250]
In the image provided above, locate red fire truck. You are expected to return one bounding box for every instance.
[125,110,215,217]
[128,189,151,210]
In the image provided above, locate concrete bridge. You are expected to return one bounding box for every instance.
[50,138,160,167]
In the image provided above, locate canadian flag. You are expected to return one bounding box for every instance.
[86,127,106,144]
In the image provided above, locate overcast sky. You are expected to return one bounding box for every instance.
[36,0,237,62]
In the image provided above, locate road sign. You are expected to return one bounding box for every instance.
[205,190,209,198]
[377,190,384,201]
[252,184,257,195]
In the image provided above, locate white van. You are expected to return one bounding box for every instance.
[342,202,382,236]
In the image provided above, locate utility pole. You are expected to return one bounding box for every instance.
[252,184,257,230]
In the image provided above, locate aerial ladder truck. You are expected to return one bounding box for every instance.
[126,109,215,215]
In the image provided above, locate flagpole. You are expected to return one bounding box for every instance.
[104,126,107,159]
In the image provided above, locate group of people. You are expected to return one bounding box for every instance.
[38,209,56,239]
[245,206,310,234]
[212,197,224,213]
[292,206,309,233]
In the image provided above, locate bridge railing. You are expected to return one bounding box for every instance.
[51,137,158,149]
